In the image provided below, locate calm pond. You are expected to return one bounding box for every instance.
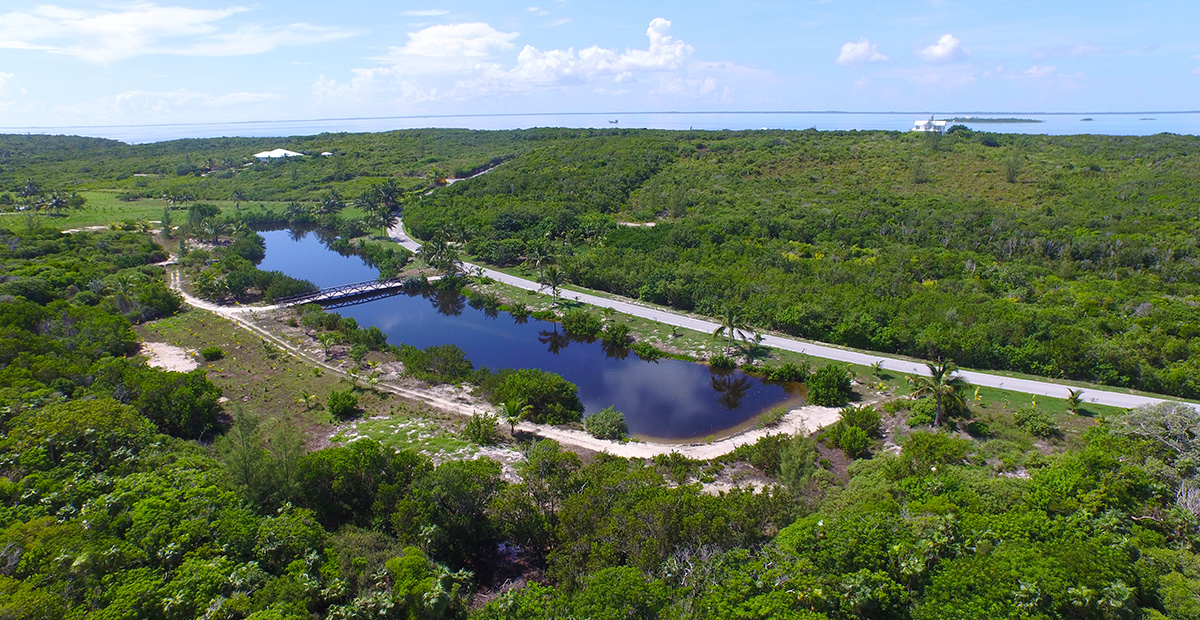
[259,229,803,440]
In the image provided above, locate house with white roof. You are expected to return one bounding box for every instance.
[253,148,305,159]
[912,118,948,134]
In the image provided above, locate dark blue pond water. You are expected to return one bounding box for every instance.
[260,230,802,439]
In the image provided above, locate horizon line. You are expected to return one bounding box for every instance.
[3,109,1200,132]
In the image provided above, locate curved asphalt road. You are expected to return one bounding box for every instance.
[388,223,1178,412]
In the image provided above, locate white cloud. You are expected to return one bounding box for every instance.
[319,17,706,107]
[378,22,518,60]
[544,18,571,27]
[494,17,692,87]
[915,34,966,63]
[853,76,870,89]
[1193,67,1200,76]
[0,3,353,64]
[1023,64,1055,78]
[528,6,549,16]
[401,9,450,16]
[0,72,14,92]
[1031,43,1101,59]
[836,38,888,66]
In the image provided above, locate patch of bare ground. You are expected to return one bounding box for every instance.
[140,341,198,372]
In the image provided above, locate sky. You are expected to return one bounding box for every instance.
[0,0,1197,128]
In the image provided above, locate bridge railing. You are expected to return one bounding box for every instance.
[274,276,410,307]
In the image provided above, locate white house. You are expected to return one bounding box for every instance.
[912,118,948,134]
[253,148,305,159]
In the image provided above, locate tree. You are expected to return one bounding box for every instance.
[584,406,629,440]
[538,265,567,302]
[215,408,272,506]
[231,188,248,210]
[712,302,753,349]
[1065,389,1084,414]
[808,363,853,407]
[909,360,968,427]
[497,398,532,435]
[489,368,584,424]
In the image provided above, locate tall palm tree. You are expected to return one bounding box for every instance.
[712,302,753,349]
[910,360,968,427]
[538,266,567,302]
[231,189,248,211]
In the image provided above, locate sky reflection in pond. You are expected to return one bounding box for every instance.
[260,229,801,439]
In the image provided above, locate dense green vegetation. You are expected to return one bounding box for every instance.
[5,129,1200,619]
[399,129,1200,399]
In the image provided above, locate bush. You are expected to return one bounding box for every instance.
[585,406,628,440]
[902,431,969,474]
[1014,406,1059,438]
[824,405,881,459]
[600,322,630,347]
[487,368,583,424]
[464,412,498,445]
[200,346,225,361]
[808,363,852,407]
[561,309,602,339]
[709,353,736,370]
[328,389,360,419]
[631,341,664,361]
[837,426,871,458]
[764,361,810,383]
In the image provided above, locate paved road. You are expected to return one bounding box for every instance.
[388,223,1177,412]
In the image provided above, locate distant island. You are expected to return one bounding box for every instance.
[949,116,1043,123]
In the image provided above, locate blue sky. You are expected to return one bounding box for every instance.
[1,1,1197,128]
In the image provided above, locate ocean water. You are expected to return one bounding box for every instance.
[3,111,1199,144]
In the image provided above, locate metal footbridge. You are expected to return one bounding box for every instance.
[274,277,412,309]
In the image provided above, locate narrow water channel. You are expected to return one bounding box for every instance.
[259,230,803,440]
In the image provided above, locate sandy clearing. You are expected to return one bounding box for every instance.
[518,404,842,460]
[141,341,199,372]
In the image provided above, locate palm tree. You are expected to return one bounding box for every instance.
[497,399,532,435]
[538,265,567,302]
[712,302,753,349]
[200,218,230,244]
[231,189,248,211]
[296,391,320,410]
[1065,389,1084,414]
[909,360,968,427]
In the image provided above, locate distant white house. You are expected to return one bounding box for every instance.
[253,148,305,159]
[912,118,948,134]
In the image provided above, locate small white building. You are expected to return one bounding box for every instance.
[253,148,305,159]
[912,118,948,134]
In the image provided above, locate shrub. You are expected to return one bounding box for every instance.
[709,353,736,370]
[824,405,881,459]
[200,346,225,361]
[600,322,630,347]
[837,426,871,458]
[902,431,969,474]
[1014,406,1059,438]
[585,406,629,440]
[808,363,852,407]
[764,361,809,383]
[328,389,359,419]
[464,412,499,445]
[398,343,474,384]
[487,368,583,424]
[561,309,602,339]
[631,342,664,361]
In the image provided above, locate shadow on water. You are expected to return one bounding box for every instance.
[259,229,802,439]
